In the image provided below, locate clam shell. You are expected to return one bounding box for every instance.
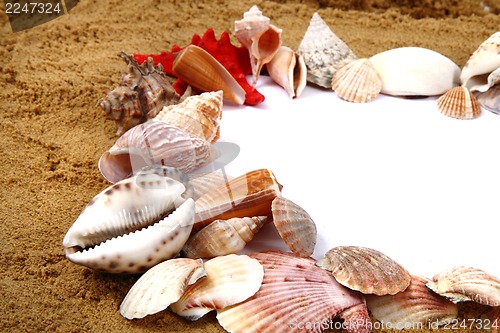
[271,196,317,257]
[369,47,461,96]
[437,86,481,120]
[98,121,212,184]
[296,12,357,88]
[182,216,267,259]
[461,31,500,92]
[154,90,223,143]
[170,254,264,320]
[316,246,411,295]
[216,251,368,333]
[120,258,206,319]
[172,45,246,105]
[478,84,500,115]
[266,46,307,99]
[332,58,382,103]
[193,169,282,232]
[366,275,458,328]
[426,266,500,306]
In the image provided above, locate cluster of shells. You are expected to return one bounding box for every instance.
[63,5,500,333]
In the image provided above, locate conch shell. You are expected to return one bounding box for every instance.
[234,6,282,84]
[266,46,307,99]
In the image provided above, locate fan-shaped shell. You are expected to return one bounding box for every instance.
[437,86,481,120]
[478,84,500,114]
[266,46,307,99]
[170,254,264,320]
[366,275,458,328]
[426,266,500,306]
[271,196,317,257]
[120,258,206,319]
[332,58,382,103]
[316,246,411,295]
[297,12,357,88]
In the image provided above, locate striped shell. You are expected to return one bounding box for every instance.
[437,86,481,120]
[316,246,411,295]
[332,58,382,103]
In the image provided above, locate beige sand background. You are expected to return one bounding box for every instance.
[1,0,499,332]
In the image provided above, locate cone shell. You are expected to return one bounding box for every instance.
[120,258,206,319]
[154,90,223,143]
[366,275,458,328]
[216,251,368,333]
[172,45,246,105]
[170,254,264,320]
[316,246,411,296]
[478,84,500,114]
[437,86,481,120]
[426,266,500,306]
[297,12,357,88]
[332,58,382,103]
[271,196,317,257]
[266,46,307,99]
[193,169,282,232]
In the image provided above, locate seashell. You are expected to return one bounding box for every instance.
[332,58,382,103]
[426,266,500,306]
[436,86,481,120]
[369,47,461,96]
[182,216,267,259]
[478,84,500,115]
[154,90,223,143]
[234,6,282,84]
[460,31,500,92]
[189,170,234,200]
[62,170,195,273]
[99,86,144,137]
[172,45,246,105]
[98,121,212,184]
[193,169,282,232]
[316,245,411,295]
[296,12,357,88]
[216,250,369,333]
[120,258,206,319]
[271,196,317,257]
[338,303,372,333]
[170,254,264,320]
[366,275,458,328]
[266,46,307,99]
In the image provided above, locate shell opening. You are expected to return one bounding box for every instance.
[98,150,149,183]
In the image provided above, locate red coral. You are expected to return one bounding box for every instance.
[134,29,265,106]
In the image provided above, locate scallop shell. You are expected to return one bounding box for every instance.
[369,47,461,96]
[478,84,500,115]
[266,46,307,99]
[461,32,500,92]
[120,258,206,319]
[436,86,481,120]
[182,216,267,259]
[366,275,458,328]
[172,45,246,105]
[193,169,282,232]
[62,170,195,273]
[316,246,411,295]
[98,121,212,184]
[170,254,264,320]
[426,266,500,306]
[296,12,357,88]
[154,90,223,143]
[271,196,317,257]
[332,58,382,103]
[216,251,368,333]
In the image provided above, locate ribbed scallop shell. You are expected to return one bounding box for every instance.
[154,90,223,143]
[182,216,267,258]
[216,251,368,333]
[193,169,282,232]
[266,46,307,99]
[478,84,500,115]
[271,196,317,257]
[316,246,411,295]
[437,86,481,120]
[170,254,264,320]
[120,258,206,319]
[332,58,382,103]
[296,12,357,88]
[426,266,500,306]
[366,275,458,328]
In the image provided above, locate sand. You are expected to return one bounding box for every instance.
[0,0,499,332]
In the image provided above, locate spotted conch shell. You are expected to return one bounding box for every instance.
[234,6,282,85]
[154,90,223,143]
[266,46,307,99]
[297,12,357,88]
